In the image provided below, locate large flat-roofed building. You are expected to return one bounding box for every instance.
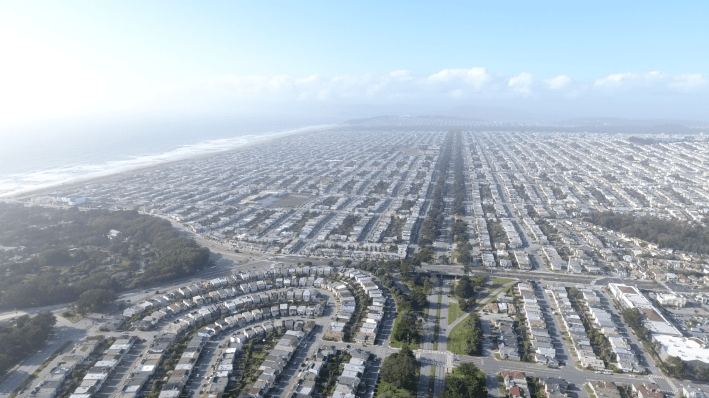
[654,335,709,370]
[609,283,680,336]
[656,293,687,308]
[608,283,653,309]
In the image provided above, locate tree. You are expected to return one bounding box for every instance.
[439,362,487,398]
[0,312,56,376]
[0,205,211,310]
[393,311,420,344]
[410,289,429,311]
[622,308,651,341]
[380,346,418,392]
[466,313,483,356]
[664,356,685,379]
[470,276,486,289]
[586,212,709,255]
[455,277,475,298]
[413,247,434,264]
[693,365,709,381]
[376,382,413,398]
[460,298,476,311]
[76,289,117,314]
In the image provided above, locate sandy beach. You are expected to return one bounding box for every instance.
[4,124,339,201]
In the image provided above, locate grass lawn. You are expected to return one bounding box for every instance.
[429,366,436,396]
[479,292,501,308]
[448,302,460,325]
[60,311,85,324]
[447,314,472,355]
[491,278,515,289]
[585,384,597,398]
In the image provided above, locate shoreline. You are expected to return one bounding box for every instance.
[3,123,339,201]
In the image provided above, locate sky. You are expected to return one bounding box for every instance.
[1,0,708,128]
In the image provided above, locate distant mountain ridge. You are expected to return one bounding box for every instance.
[341,115,704,135]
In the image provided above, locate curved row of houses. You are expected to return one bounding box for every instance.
[110,274,342,398]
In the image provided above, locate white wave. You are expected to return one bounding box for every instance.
[0,124,334,198]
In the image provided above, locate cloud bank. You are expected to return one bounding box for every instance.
[1,49,707,126]
[193,68,708,105]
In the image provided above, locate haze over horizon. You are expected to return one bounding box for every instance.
[1,0,708,131]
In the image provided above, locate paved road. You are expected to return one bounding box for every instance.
[417,278,441,397]
[539,286,574,366]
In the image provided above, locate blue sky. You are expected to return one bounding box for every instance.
[1,0,707,125]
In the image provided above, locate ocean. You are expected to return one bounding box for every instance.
[0,116,333,197]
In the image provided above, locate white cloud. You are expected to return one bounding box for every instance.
[594,72,639,89]
[4,43,706,127]
[428,67,493,91]
[593,71,670,91]
[544,75,573,90]
[668,73,708,92]
[508,72,533,95]
[193,68,708,107]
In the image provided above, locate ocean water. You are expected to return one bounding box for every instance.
[0,116,333,197]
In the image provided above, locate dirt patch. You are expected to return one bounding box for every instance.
[267,195,312,208]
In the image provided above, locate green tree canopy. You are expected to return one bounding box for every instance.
[455,277,475,298]
[0,312,56,376]
[76,289,117,314]
[393,311,421,344]
[439,362,487,398]
[380,346,418,392]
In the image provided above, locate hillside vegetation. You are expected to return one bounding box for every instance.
[586,212,709,255]
[0,203,210,309]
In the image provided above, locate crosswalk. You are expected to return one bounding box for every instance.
[456,356,484,365]
[648,375,678,393]
[417,349,445,355]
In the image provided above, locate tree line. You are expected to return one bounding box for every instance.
[0,313,56,376]
[0,204,210,309]
[586,211,709,255]
[419,131,454,248]
[451,131,466,216]
[451,218,473,266]
[461,313,483,356]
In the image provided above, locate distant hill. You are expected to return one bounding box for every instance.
[340,115,699,134]
[554,117,709,127]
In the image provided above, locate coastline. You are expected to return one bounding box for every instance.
[3,123,339,201]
